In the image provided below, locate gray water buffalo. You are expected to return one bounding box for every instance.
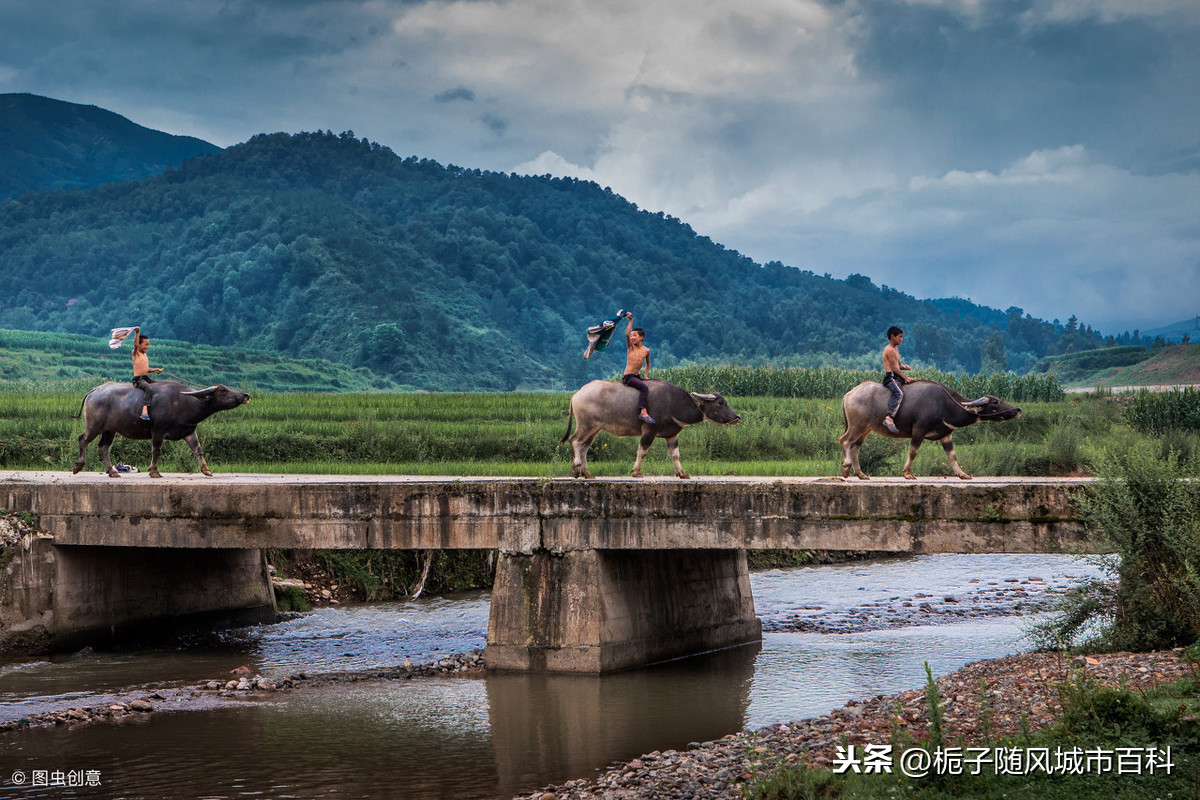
[560,378,741,478]
[839,379,1021,480]
[72,381,250,478]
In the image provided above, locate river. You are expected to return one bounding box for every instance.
[0,554,1102,799]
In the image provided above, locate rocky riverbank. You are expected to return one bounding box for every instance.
[513,647,1196,800]
[0,649,485,733]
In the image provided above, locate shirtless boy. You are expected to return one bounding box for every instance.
[131,326,163,421]
[882,326,910,434]
[621,312,655,424]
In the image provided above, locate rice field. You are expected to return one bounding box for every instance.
[3,379,1195,478]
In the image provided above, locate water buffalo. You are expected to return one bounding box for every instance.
[839,379,1021,480]
[72,381,250,478]
[560,378,741,478]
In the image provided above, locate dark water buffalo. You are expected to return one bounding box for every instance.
[560,378,741,478]
[72,381,250,478]
[839,379,1021,480]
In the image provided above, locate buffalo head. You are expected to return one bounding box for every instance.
[961,395,1021,421]
[690,392,741,425]
[182,385,251,409]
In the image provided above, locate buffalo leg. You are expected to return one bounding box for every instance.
[97,431,119,478]
[941,435,971,479]
[149,433,165,478]
[570,428,600,479]
[902,437,923,480]
[631,432,655,477]
[73,428,100,474]
[184,432,214,477]
[840,429,870,480]
[665,436,690,479]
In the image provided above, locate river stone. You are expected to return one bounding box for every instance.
[129,700,153,712]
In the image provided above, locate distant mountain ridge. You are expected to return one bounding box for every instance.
[0,98,1128,390]
[1142,316,1200,343]
[0,93,221,200]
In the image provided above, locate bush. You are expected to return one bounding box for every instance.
[1032,447,1200,651]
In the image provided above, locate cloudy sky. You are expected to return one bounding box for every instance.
[3,0,1198,334]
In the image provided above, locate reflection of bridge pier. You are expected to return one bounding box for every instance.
[485,643,760,799]
[0,473,1090,668]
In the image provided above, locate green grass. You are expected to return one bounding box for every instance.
[0,328,393,393]
[5,387,1198,479]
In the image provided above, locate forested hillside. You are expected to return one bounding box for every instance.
[0,93,220,200]
[0,129,1115,390]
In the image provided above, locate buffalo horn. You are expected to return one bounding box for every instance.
[690,392,717,402]
[963,396,990,408]
[181,386,221,397]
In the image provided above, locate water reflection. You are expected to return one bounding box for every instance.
[487,643,759,798]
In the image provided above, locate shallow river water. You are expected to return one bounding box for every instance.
[0,554,1101,799]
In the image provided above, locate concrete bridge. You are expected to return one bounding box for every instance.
[0,471,1093,672]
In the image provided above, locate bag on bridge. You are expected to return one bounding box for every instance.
[583,309,625,360]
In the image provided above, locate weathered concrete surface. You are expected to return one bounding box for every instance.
[0,472,1092,554]
[485,549,761,672]
[2,536,274,652]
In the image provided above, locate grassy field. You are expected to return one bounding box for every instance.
[1037,342,1200,387]
[4,382,1197,478]
[0,328,393,393]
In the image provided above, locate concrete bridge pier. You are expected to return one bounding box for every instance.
[2,536,276,652]
[484,548,762,673]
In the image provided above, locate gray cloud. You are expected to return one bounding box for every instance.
[434,87,476,103]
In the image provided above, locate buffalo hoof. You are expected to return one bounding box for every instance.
[72,463,83,475]
[677,472,691,479]
[106,470,120,479]
[631,470,643,478]
[904,473,917,480]
[202,468,214,477]
[856,474,869,480]
[149,469,163,479]
[957,473,973,480]
[841,464,852,478]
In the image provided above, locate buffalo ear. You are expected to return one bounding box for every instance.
[181,386,221,398]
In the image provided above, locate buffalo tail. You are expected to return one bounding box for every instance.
[559,402,575,445]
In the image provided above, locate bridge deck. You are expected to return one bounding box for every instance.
[1,471,1092,554]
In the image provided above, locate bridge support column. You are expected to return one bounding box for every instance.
[2,541,276,652]
[484,548,761,673]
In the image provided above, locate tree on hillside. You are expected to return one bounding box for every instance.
[981,333,1008,374]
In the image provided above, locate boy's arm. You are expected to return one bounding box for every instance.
[625,312,634,345]
[644,351,651,378]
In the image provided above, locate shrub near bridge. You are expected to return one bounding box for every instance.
[1032,446,1200,652]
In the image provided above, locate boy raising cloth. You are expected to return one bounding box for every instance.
[881,325,911,434]
[131,326,163,421]
[621,312,656,424]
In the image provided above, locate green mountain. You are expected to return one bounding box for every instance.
[0,93,220,200]
[0,128,1118,390]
